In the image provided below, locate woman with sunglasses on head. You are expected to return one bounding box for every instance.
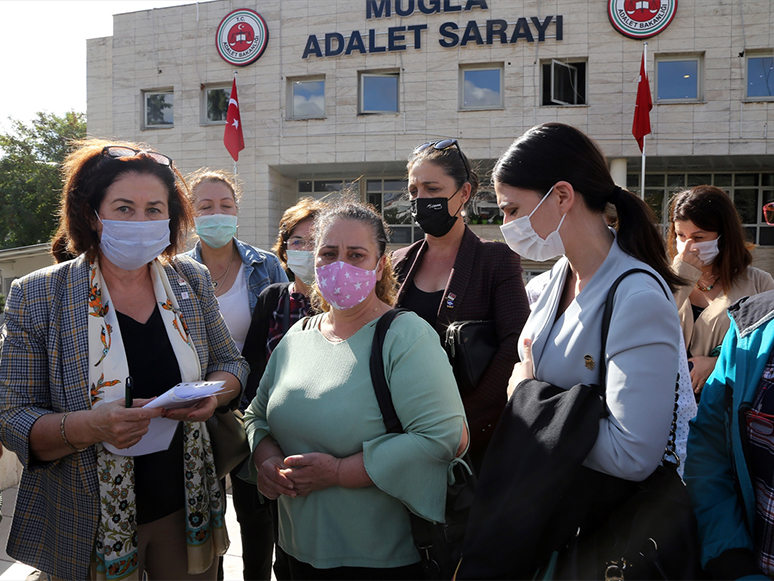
[0,140,249,581]
[393,138,530,470]
[243,199,468,580]
[459,123,688,578]
[229,197,325,581]
[668,185,774,398]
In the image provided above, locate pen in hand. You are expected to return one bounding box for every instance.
[125,376,133,408]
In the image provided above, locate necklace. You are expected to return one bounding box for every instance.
[211,248,236,289]
[695,272,718,292]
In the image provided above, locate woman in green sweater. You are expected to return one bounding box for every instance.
[243,200,468,580]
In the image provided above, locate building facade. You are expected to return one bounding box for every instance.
[87,0,774,277]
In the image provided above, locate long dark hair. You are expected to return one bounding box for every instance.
[494,123,683,292]
[668,185,752,290]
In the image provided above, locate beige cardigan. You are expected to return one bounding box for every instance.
[673,259,774,357]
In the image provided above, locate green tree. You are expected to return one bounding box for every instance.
[0,111,86,249]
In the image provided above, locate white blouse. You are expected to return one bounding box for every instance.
[215,262,252,352]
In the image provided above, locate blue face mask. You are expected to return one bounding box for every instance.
[97,212,171,270]
[195,214,238,249]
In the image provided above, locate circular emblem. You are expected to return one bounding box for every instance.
[216,8,269,67]
[608,0,677,39]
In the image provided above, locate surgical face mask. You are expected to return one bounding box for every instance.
[676,236,720,265]
[195,214,238,249]
[315,260,377,310]
[287,250,315,285]
[499,185,566,262]
[97,213,171,271]
[411,187,461,238]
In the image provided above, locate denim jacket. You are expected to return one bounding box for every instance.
[186,238,287,315]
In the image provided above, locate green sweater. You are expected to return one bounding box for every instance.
[244,311,466,569]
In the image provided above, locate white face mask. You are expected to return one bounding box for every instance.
[500,186,566,262]
[286,250,315,285]
[97,212,171,270]
[676,236,720,265]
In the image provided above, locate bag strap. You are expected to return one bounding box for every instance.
[600,268,671,387]
[369,309,411,435]
[601,268,680,464]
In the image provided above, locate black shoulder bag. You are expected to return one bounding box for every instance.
[443,320,499,395]
[457,269,703,580]
[370,309,477,580]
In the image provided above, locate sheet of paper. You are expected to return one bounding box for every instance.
[142,380,227,410]
[104,380,227,457]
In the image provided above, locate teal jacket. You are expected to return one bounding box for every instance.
[685,290,774,580]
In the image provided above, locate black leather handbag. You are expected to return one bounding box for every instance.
[371,309,477,580]
[444,320,498,395]
[458,269,703,580]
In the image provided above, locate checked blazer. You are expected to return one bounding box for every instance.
[0,253,249,580]
[392,226,530,466]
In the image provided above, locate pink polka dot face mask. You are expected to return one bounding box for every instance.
[315,260,377,310]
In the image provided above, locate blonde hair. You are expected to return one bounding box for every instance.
[186,167,241,205]
[310,199,398,312]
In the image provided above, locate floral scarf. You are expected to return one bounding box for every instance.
[88,258,228,579]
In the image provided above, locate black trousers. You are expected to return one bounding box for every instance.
[230,466,275,581]
[281,548,423,581]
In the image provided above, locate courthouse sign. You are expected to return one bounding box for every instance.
[216,8,269,66]
[608,0,677,39]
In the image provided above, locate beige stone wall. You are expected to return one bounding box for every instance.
[86,0,774,249]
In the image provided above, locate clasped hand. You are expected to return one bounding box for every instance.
[256,452,341,500]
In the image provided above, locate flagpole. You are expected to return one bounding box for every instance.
[639,42,647,200]
[233,71,238,178]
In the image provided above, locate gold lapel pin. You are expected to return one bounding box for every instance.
[584,355,595,370]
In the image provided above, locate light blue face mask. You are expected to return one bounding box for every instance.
[96,212,171,271]
[195,214,238,249]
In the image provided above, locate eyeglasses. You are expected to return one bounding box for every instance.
[412,139,471,182]
[101,146,173,167]
[287,236,315,251]
[764,203,774,226]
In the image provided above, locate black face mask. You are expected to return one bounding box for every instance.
[411,188,461,238]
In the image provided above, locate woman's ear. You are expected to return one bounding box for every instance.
[553,181,575,213]
[375,254,387,281]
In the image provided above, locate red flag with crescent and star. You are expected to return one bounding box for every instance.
[632,50,652,152]
[224,77,245,161]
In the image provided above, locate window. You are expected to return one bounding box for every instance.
[541,59,587,106]
[143,90,173,128]
[298,178,359,200]
[460,65,503,110]
[655,56,702,102]
[202,85,230,124]
[366,178,421,244]
[746,53,774,100]
[627,172,774,246]
[288,77,325,119]
[360,73,399,114]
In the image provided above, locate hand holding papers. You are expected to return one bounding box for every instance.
[105,380,228,457]
[142,380,227,410]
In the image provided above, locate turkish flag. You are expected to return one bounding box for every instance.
[632,51,652,152]
[224,78,245,161]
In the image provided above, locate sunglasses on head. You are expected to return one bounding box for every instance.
[412,139,471,182]
[101,146,173,167]
[764,202,774,226]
